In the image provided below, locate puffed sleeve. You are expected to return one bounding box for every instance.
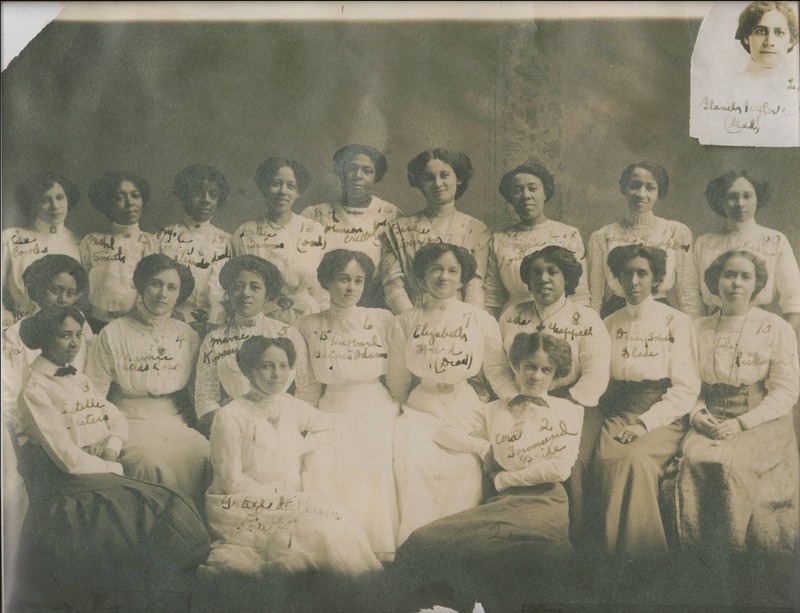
[637,312,702,432]
[672,224,703,319]
[194,333,223,420]
[587,229,607,313]
[143,232,161,257]
[432,400,491,458]
[230,224,247,258]
[479,310,511,398]
[19,375,124,475]
[483,238,507,316]
[494,403,583,491]
[209,406,265,495]
[79,235,93,273]
[285,324,321,407]
[386,314,413,403]
[380,225,414,314]
[775,233,800,315]
[567,308,611,408]
[292,397,335,454]
[462,225,491,310]
[86,327,117,400]
[738,320,799,430]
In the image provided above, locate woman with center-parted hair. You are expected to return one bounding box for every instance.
[232,157,329,325]
[157,164,233,330]
[79,171,160,332]
[664,250,798,564]
[387,243,505,545]
[301,145,402,308]
[1,171,82,328]
[194,255,320,437]
[483,245,610,546]
[484,163,590,316]
[693,170,800,333]
[87,254,210,508]
[202,335,382,578]
[297,249,399,560]
[381,148,492,314]
[592,244,700,559]
[12,306,210,605]
[588,162,702,320]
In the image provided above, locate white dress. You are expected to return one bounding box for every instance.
[79,223,160,322]
[297,305,399,558]
[156,218,232,325]
[588,211,703,318]
[203,393,382,577]
[194,312,321,420]
[86,309,210,505]
[484,220,590,313]
[232,214,329,324]
[693,220,800,316]
[386,295,505,544]
[1,219,80,325]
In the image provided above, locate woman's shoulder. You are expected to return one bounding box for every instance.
[748,306,793,331]
[588,222,620,241]
[233,219,259,235]
[294,214,325,234]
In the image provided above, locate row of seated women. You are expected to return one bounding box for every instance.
[3,148,799,338]
[3,237,798,607]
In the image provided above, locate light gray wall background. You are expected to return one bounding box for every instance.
[2,20,799,255]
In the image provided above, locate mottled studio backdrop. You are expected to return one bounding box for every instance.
[2,20,799,255]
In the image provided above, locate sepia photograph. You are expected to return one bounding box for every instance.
[2,2,799,612]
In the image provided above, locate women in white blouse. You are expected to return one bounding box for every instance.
[301,145,402,308]
[2,172,81,329]
[157,165,232,330]
[666,250,799,561]
[14,305,210,600]
[80,171,160,332]
[194,255,320,437]
[485,163,589,316]
[593,245,700,558]
[232,157,328,324]
[395,332,582,610]
[87,254,210,507]
[484,245,610,546]
[297,249,399,560]
[694,171,800,333]
[387,243,505,544]
[588,162,702,319]
[381,148,492,314]
[203,335,381,578]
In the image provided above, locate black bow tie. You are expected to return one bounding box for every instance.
[54,365,77,377]
[509,394,549,409]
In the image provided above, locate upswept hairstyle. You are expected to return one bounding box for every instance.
[15,171,80,224]
[407,149,474,200]
[618,162,669,200]
[704,249,769,299]
[508,332,572,379]
[23,255,89,306]
[218,255,283,301]
[607,245,668,293]
[498,163,556,203]
[255,157,311,195]
[317,249,375,289]
[412,243,478,285]
[736,1,798,52]
[333,145,388,182]
[704,170,771,217]
[172,164,230,207]
[519,246,583,298]
[237,335,297,374]
[19,306,86,351]
[88,172,151,217]
[132,254,195,306]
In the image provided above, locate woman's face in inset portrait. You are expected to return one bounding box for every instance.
[185,178,221,223]
[33,182,69,226]
[424,251,464,300]
[44,316,83,366]
[326,259,366,310]
[717,255,757,308]
[747,10,793,68]
[229,270,267,317]
[141,269,181,316]
[342,153,377,204]
[420,159,460,207]
[247,345,293,397]
[509,173,547,225]
[264,166,299,216]
[623,167,659,214]
[109,180,144,225]
[42,272,80,309]
[618,256,655,305]
[526,256,566,307]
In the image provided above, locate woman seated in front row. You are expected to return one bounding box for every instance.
[394,332,583,610]
[592,244,700,559]
[14,306,209,605]
[202,335,382,578]
[665,250,799,564]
